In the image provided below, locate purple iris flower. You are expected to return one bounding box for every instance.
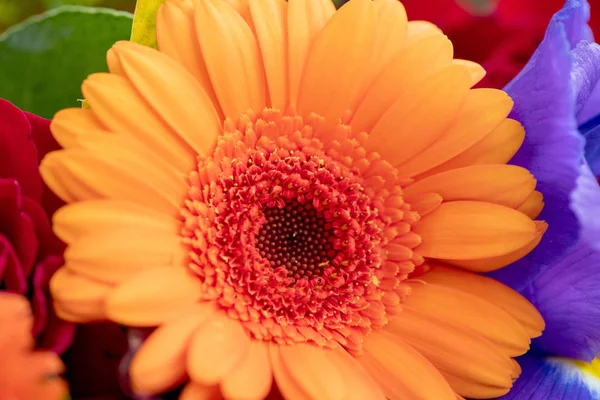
[487,0,600,398]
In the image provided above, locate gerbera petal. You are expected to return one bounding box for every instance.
[371,0,407,79]
[413,201,537,260]
[53,200,178,245]
[404,20,443,44]
[111,41,221,156]
[49,268,113,322]
[156,0,222,118]
[41,150,180,214]
[50,108,107,149]
[448,221,547,273]
[499,355,600,400]
[351,33,452,133]
[387,308,515,398]
[195,0,266,119]
[407,192,443,216]
[249,0,288,110]
[278,343,346,400]
[105,267,203,326]
[270,343,312,399]
[419,264,545,337]
[130,303,216,395]
[187,314,251,385]
[106,46,125,76]
[70,132,188,198]
[180,382,221,400]
[51,302,90,324]
[80,73,196,173]
[413,117,525,179]
[328,348,386,400]
[404,165,536,209]
[451,59,486,86]
[404,282,531,356]
[64,230,186,284]
[517,190,545,219]
[297,0,376,124]
[287,0,335,105]
[367,65,472,167]
[220,341,273,400]
[223,0,251,22]
[360,330,456,400]
[388,88,513,177]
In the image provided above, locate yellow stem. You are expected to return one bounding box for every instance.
[130,0,166,48]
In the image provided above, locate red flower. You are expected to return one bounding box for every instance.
[0,98,73,352]
[0,98,128,399]
[402,0,600,88]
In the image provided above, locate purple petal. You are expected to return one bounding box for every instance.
[522,233,600,360]
[490,13,583,290]
[571,162,600,251]
[499,354,600,399]
[555,0,594,47]
[578,83,600,124]
[580,113,600,175]
[571,42,600,117]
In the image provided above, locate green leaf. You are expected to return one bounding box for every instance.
[457,0,498,16]
[332,0,348,8]
[42,0,104,7]
[0,6,133,118]
[130,0,164,48]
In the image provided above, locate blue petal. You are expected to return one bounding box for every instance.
[490,15,584,290]
[522,229,600,360]
[499,355,600,400]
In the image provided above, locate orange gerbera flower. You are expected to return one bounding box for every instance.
[0,292,68,400]
[41,0,547,398]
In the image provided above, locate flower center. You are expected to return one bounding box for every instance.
[180,109,421,352]
[257,201,334,283]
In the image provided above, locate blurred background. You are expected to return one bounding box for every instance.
[0,0,595,120]
[0,0,500,31]
[0,0,365,32]
[0,0,135,32]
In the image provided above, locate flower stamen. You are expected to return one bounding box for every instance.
[180,109,418,352]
